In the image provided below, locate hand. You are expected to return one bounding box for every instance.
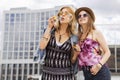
[48,16,57,29]
[73,44,81,56]
[90,63,102,75]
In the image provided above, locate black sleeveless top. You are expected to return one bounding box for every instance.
[43,34,72,75]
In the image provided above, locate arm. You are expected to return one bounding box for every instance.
[96,30,111,65]
[39,17,55,50]
[71,44,80,63]
[90,30,111,75]
[39,27,52,50]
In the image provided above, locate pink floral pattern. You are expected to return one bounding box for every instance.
[78,38,102,66]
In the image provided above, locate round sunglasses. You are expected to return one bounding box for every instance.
[77,13,88,19]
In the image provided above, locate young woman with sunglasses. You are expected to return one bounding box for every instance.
[75,7,111,80]
[39,6,80,80]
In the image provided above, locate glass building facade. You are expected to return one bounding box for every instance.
[0,7,59,80]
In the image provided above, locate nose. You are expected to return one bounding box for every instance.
[61,13,66,16]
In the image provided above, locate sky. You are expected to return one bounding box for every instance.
[0,0,120,26]
[0,0,120,45]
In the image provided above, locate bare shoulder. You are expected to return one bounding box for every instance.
[93,30,103,37]
[92,30,104,42]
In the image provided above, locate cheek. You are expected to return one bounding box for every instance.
[65,17,71,23]
[78,18,88,23]
[85,18,89,22]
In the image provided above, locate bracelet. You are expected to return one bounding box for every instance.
[42,37,48,40]
[98,62,103,67]
[73,48,81,52]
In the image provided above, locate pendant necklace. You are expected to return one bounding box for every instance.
[59,31,66,42]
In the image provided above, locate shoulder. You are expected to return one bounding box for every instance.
[93,29,106,43]
[92,29,104,41]
[93,29,103,37]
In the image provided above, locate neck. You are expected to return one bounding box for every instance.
[59,23,68,33]
[58,23,68,42]
[81,24,88,34]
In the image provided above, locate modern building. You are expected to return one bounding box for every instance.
[0,6,61,80]
[0,32,2,80]
[0,5,120,80]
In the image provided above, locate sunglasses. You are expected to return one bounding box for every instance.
[59,11,72,16]
[77,14,88,19]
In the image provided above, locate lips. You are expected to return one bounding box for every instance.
[79,18,85,21]
[61,17,64,21]
[59,17,65,21]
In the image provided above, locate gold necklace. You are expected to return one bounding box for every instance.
[59,31,66,42]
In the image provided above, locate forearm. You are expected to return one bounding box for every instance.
[39,27,52,50]
[71,51,79,63]
[99,51,111,65]
[71,44,80,63]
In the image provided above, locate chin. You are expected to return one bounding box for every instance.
[80,22,87,25]
[60,21,68,24]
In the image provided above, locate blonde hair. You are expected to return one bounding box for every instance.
[78,11,96,40]
[55,6,77,36]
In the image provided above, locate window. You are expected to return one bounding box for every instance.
[16,13,20,22]
[19,52,23,59]
[8,52,12,59]
[117,47,120,68]
[20,42,24,50]
[34,64,38,74]
[9,32,14,41]
[41,12,45,21]
[26,13,30,22]
[5,23,9,31]
[46,12,49,20]
[30,32,34,41]
[25,42,29,50]
[24,64,27,74]
[5,14,9,22]
[29,64,33,74]
[31,13,35,21]
[1,64,6,74]
[3,42,8,50]
[14,52,18,59]
[10,14,15,23]
[25,32,29,41]
[2,52,7,59]
[24,52,28,59]
[108,48,115,68]
[21,13,25,22]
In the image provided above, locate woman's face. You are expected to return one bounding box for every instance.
[58,8,73,24]
[77,11,89,25]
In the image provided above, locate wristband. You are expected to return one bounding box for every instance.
[42,37,48,40]
[98,62,103,66]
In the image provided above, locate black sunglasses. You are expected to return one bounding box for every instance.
[77,14,88,19]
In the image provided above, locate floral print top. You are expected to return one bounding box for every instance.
[78,38,102,66]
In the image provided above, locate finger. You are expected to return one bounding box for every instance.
[90,67,93,72]
[92,73,96,75]
[49,19,54,24]
[91,72,94,75]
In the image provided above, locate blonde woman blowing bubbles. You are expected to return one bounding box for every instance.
[40,6,80,80]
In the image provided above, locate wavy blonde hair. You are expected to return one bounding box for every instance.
[55,6,77,36]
